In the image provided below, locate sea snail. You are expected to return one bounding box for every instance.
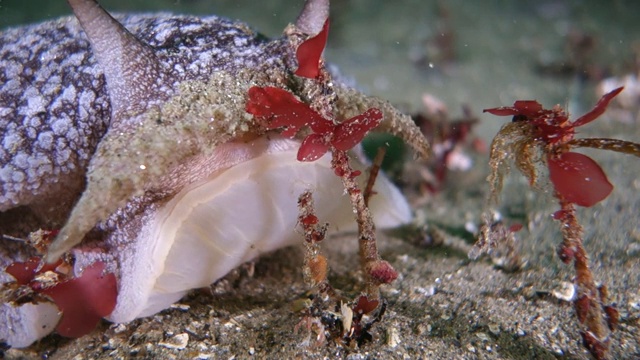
[0,0,429,348]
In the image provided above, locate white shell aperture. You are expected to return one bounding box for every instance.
[107,136,411,322]
[0,302,61,348]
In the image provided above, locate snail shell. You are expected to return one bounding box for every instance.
[0,136,411,347]
[1,0,426,348]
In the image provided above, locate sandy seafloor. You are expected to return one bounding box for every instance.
[1,0,640,359]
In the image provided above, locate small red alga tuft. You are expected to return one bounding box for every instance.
[5,258,117,338]
[547,151,613,207]
[246,86,382,162]
[295,19,330,79]
[484,87,625,207]
[367,260,398,284]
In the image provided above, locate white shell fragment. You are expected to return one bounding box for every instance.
[0,302,61,348]
[552,281,576,302]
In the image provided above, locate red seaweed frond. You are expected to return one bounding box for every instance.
[484,86,628,208]
[3,255,117,338]
[249,10,407,347]
[246,86,382,161]
[481,86,638,360]
[295,19,330,79]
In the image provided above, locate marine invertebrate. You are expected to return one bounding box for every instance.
[478,87,640,359]
[0,0,428,348]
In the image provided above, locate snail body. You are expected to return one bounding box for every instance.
[1,0,427,348]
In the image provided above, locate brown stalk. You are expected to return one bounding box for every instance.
[556,199,611,359]
[331,150,397,299]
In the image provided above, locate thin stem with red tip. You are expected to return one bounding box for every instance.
[331,150,397,299]
[554,200,611,360]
